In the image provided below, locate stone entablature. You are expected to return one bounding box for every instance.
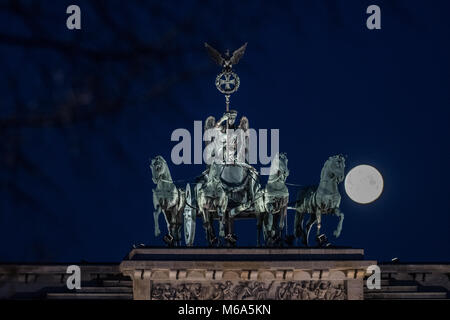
[119,248,376,300]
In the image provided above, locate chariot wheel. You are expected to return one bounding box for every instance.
[183,183,196,246]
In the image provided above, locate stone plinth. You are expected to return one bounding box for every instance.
[120,247,376,300]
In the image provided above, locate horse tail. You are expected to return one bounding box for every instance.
[294,210,303,238]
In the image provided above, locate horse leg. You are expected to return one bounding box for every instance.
[333,208,344,238]
[225,214,236,247]
[169,209,181,246]
[160,208,175,246]
[278,206,287,246]
[262,215,267,246]
[304,214,317,246]
[256,212,262,247]
[315,212,323,245]
[294,209,305,244]
[174,220,182,246]
[265,213,277,247]
[176,204,184,246]
[178,207,184,246]
[277,213,284,247]
[201,208,212,245]
[153,205,162,237]
[208,212,218,246]
[169,223,178,247]
[202,209,217,247]
[271,213,281,247]
[316,212,322,235]
[218,208,225,239]
[261,213,268,245]
[169,211,179,247]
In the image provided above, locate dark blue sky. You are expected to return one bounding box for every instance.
[0,0,449,263]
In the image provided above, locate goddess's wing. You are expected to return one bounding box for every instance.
[238,116,249,131]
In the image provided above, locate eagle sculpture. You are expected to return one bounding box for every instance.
[204,42,247,71]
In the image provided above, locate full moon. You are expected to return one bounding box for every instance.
[344,165,383,204]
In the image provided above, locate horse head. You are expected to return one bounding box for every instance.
[321,154,346,184]
[207,162,222,183]
[202,162,225,197]
[268,152,289,183]
[150,155,172,184]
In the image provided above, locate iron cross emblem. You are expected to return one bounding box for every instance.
[215,71,240,94]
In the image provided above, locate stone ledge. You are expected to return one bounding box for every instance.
[127,247,365,259]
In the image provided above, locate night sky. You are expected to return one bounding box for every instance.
[0,0,449,263]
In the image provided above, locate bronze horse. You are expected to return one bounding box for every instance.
[294,155,345,246]
[196,162,228,246]
[150,156,185,246]
[255,153,290,246]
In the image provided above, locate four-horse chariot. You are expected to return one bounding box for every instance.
[149,42,346,247]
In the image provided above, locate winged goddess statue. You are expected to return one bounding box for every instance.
[204,110,250,166]
[204,42,248,71]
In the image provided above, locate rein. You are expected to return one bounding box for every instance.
[156,178,174,184]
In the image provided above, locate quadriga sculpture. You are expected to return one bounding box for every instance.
[150,156,185,246]
[293,155,345,246]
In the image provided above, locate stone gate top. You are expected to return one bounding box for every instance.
[120,247,376,300]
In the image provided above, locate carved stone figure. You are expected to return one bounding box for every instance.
[204,110,250,166]
[150,280,346,300]
[211,282,224,300]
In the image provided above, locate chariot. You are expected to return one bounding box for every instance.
[183,158,288,247]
